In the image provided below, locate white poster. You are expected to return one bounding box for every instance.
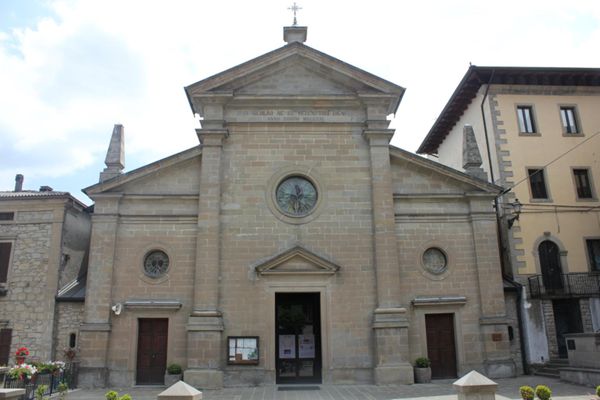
[298,334,315,358]
[279,335,296,359]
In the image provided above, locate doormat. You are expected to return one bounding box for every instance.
[278,386,320,391]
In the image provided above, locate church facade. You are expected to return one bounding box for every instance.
[78,26,515,388]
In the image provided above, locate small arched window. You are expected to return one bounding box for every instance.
[69,332,77,349]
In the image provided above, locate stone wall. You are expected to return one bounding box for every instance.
[0,208,56,362]
[54,302,84,361]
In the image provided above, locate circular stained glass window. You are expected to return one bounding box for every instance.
[422,248,447,275]
[143,250,170,278]
[275,176,318,217]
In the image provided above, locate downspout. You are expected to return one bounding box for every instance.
[480,70,529,374]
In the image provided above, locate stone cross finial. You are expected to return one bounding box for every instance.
[99,124,125,182]
[462,125,487,181]
[288,2,302,25]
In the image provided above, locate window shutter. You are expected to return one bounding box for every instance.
[0,328,12,365]
[0,242,12,283]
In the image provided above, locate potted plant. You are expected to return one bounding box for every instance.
[34,385,48,400]
[57,382,68,400]
[535,385,552,400]
[15,347,29,365]
[413,357,431,383]
[8,363,38,383]
[164,363,183,386]
[519,385,534,400]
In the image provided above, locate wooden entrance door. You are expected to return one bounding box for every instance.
[275,293,322,384]
[426,313,457,379]
[136,318,168,385]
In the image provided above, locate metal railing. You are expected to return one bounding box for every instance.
[528,272,600,299]
[3,363,77,400]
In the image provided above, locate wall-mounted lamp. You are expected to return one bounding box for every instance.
[507,199,522,229]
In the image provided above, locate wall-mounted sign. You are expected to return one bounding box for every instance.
[228,336,259,365]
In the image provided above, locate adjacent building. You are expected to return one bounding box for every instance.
[77,26,515,388]
[0,175,90,365]
[418,66,600,370]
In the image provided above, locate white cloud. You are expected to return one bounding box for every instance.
[0,0,599,201]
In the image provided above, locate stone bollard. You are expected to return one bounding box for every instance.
[453,370,498,400]
[157,381,202,400]
[0,389,26,400]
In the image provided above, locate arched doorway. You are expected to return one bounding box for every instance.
[538,240,563,292]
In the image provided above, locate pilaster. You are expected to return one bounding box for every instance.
[469,197,516,378]
[78,194,121,387]
[363,124,412,384]
[186,127,228,389]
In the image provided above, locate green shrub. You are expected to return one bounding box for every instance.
[596,385,599,397]
[57,382,68,400]
[535,385,552,400]
[118,395,132,400]
[105,391,118,400]
[414,357,431,368]
[519,385,534,400]
[35,385,48,400]
[167,363,182,374]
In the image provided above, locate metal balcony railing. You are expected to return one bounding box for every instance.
[528,272,600,299]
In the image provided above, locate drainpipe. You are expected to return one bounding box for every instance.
[480,69,529,375]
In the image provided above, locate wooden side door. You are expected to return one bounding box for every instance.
[136,319,168,385]
[426,313,457,379]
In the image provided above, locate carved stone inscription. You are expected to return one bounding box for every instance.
[225,109,363,123]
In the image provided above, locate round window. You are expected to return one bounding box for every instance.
[275,176,318,217]
[143,250,170,278]
[422,248,447,275]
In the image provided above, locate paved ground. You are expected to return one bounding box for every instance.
[67,375,598,400]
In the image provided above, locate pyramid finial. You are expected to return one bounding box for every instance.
[99,124,125,182]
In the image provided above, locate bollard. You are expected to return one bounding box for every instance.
[157,381,202,400]
[0,389,26,400]
[453,370,498,400]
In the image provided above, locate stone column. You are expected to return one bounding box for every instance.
[469,197,515,378]
[185,127,228,390]
[78,194,121,387]
[363,122,412,384]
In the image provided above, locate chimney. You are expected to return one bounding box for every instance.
[99,124,125,182]
[39,186,53,192]
[14,174,24,192]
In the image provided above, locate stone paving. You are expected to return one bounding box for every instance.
[65,375,599,400]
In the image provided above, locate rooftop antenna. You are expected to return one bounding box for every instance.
[288,2,302,26]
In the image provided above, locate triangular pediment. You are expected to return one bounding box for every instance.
[254,245,340,276]
[185,42,404,116]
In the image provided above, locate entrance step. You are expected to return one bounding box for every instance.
[532,359,569,379]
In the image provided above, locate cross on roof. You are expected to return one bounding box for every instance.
[288,2,302,26]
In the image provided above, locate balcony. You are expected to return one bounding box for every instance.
[528,273,600,299]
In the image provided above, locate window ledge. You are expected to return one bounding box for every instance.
[518,132,541,137]
[530,198,553,203]
[563,133,585,137]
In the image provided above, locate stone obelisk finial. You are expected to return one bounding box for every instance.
[462,124,488,181]
[99,124,125,182]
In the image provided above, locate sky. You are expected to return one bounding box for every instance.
[1,0,599,204]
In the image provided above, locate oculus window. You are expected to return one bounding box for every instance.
[276,176,318,217]
[143,250,170,278]
[422,248,448,275]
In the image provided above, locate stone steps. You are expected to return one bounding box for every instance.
[532,359,569,379]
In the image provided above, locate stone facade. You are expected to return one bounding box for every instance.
[0,189,90,364]
[78,27,514,388]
